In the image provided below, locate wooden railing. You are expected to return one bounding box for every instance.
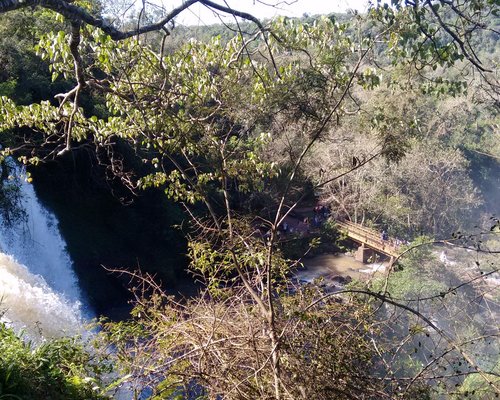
[336,220,400,258]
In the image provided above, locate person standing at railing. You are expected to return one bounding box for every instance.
[381,230,389,250]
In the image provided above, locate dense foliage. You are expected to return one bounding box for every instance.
[0,323,109,399]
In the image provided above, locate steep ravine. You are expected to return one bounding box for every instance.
[28,150,191,319]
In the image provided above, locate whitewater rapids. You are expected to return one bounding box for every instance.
[0,252,83,339]
[0,161,88,340]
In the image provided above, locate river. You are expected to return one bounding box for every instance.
[295,252,387,284]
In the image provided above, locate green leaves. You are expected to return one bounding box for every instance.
[420,78,467,97]
[35,30,73,82]
[0,324,110,400]
[370,0,497,78]
[358,67,381,90]
[0,97,59,135]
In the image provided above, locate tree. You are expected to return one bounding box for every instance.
[306,89,483,236]
[370,0,499,94]
[0,0,496,156]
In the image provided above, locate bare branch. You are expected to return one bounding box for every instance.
[0,0,268,41]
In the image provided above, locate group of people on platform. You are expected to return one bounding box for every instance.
[280,204,331,235]
[381,229,407,249]
[273,205,409,249]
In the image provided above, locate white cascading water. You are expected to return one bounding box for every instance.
[0,160,88,340]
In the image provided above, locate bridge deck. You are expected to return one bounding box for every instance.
[336,220,400,258]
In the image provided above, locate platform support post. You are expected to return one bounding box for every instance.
[354,244,373,263]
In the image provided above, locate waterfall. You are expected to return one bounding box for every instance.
[0,160,88,339]
[0,253,83,338]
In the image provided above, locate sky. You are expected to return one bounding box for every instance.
[165,0,372,25]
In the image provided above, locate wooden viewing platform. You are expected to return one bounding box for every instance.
[336,220,400,263]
